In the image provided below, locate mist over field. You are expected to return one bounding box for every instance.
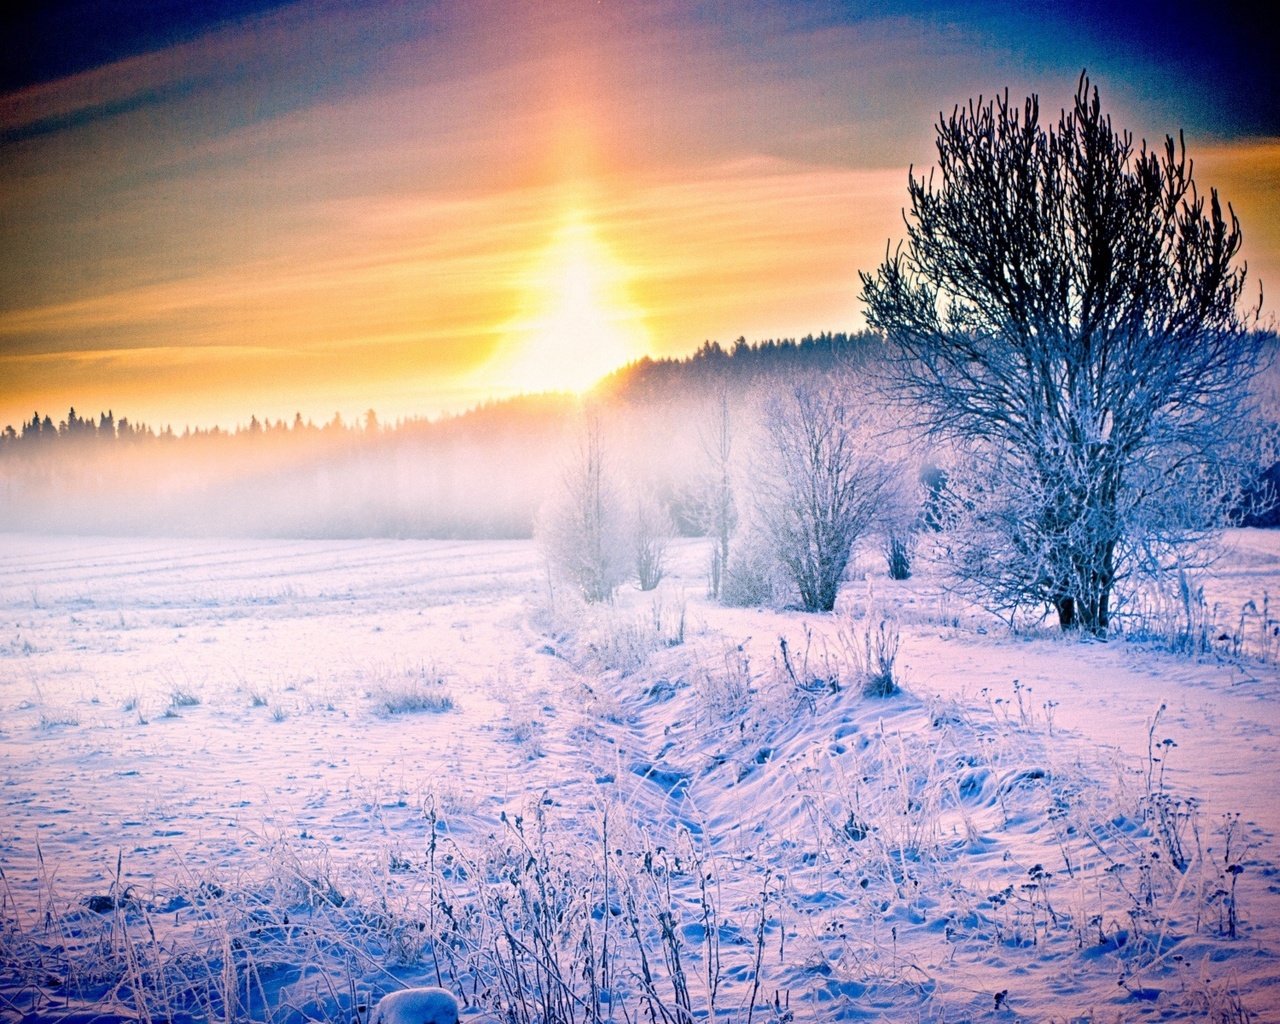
[0,335,867,540]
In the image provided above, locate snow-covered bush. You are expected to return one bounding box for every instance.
[883,534,912,580]
[630,492,674,591]
[877,468,925,581]
[718,525,785,607]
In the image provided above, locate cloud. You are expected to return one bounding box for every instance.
[1193,140,1280,310]
[0,156,914,426]
[2,0,1275,428]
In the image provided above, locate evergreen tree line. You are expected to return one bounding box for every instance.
[1,332,870,451]
[1,407,377,446]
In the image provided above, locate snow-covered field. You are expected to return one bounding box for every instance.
[2,532,1279,1022]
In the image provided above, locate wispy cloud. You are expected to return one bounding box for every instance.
[0,157,912,424]
[2,0,1275,428]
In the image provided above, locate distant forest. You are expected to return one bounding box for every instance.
[1,332,874,448]
[0,333,876,538]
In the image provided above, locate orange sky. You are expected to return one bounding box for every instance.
[1,1,1277,430]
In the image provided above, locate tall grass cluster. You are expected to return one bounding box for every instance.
[1117,575,1279,665]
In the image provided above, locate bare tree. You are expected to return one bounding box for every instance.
[756,378,890,612]
[632,492,674,591]
[536,413,628,603]
[697,388,738,600]
[861,74,1268,633]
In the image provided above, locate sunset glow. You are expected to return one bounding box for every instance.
[490,209,649,394]
[1,1,1276,429]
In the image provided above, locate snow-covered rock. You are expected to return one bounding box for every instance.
[370,987,459,1024]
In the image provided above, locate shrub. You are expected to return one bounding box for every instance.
[631,494,674,591]
[884,532,913,580]
[719,531,780,607]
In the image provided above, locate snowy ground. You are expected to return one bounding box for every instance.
[1,532,1279,1022]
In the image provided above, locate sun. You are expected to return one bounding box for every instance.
[490,211,648,394]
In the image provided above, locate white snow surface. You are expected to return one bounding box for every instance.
[1,532,1279,1022]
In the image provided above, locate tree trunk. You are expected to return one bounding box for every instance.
[1075,540,1115,636]
[1056,596,1076,630]
[1078,583,1110,636]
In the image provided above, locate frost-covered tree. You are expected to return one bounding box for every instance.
[536,413,629,603]
[631,492,674,591]
[877,468,924,581]
[756,378,890,612]
[860,74,1268,633]
[697,388,738,599]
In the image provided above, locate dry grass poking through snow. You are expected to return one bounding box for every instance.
[1119,575,1280,666]
[365,661,456,716]
[1,803,783,1024]
[0,679,1262,1023]
[535,592,689,677]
